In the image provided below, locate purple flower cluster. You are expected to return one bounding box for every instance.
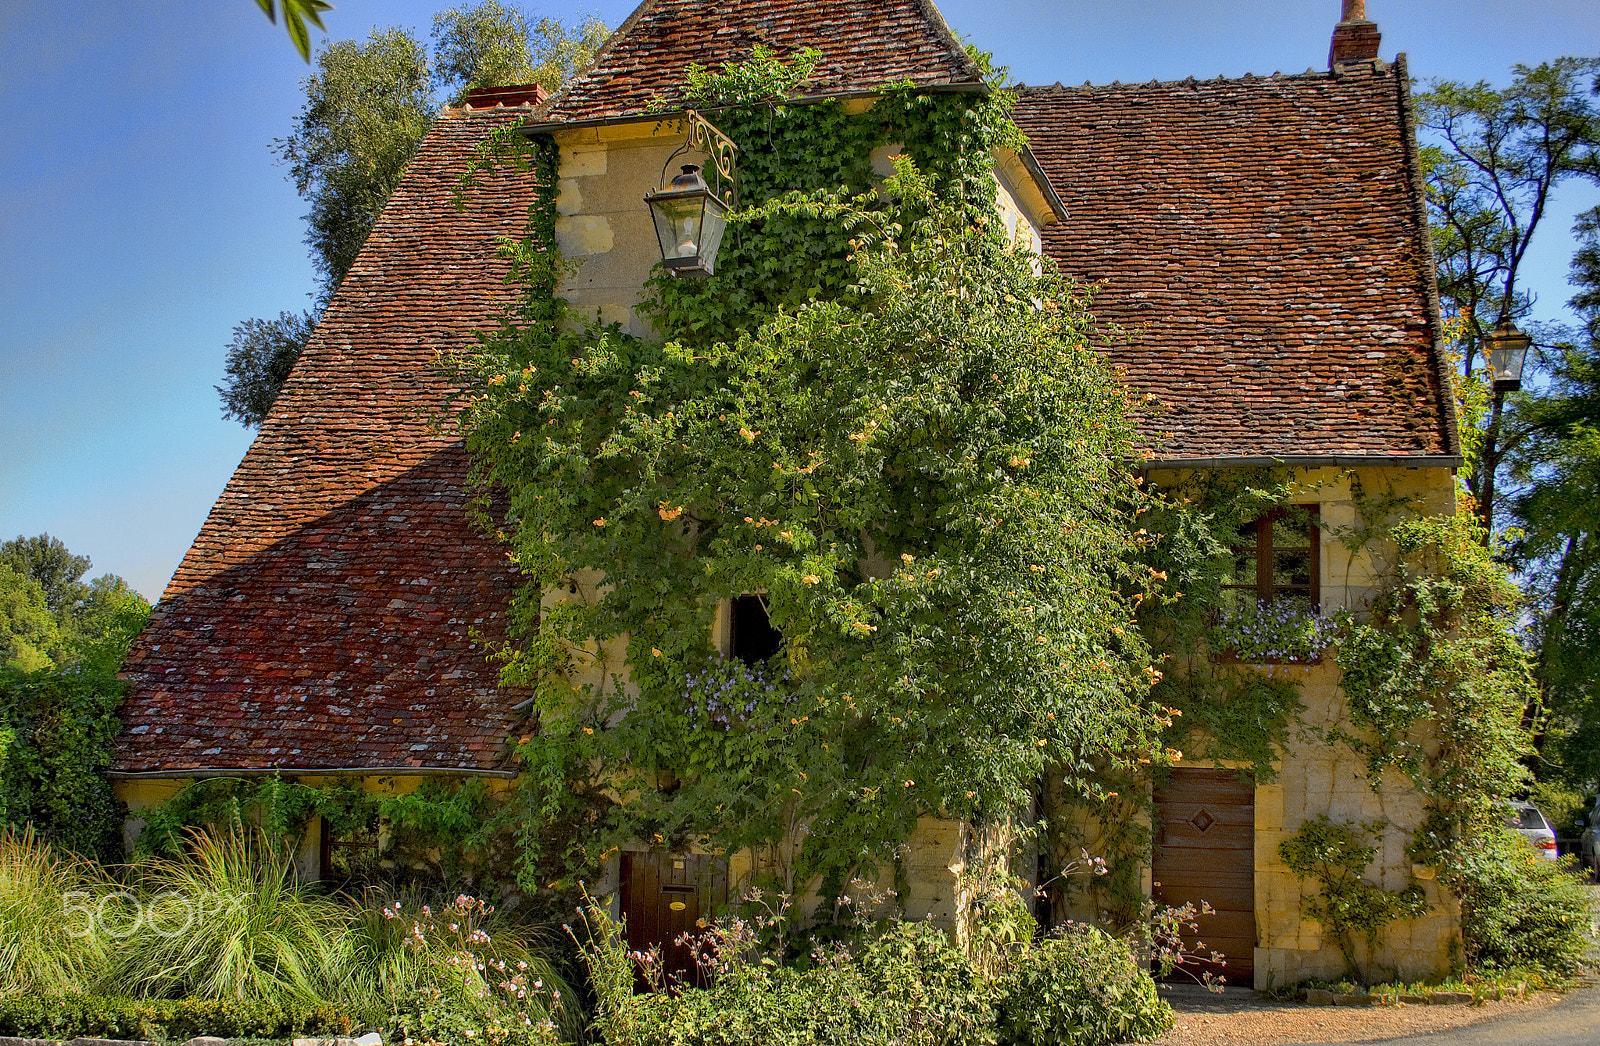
[683,660,795,728]
[1214,599,1338,663]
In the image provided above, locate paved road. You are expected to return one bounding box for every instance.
[1296,977,1600,1046]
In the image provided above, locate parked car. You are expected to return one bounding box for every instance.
[1504,800,1559,861]
[1577,800,1600,880]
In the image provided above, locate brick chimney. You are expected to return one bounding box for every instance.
[1328,0,1381,68]
[462,83,549,109]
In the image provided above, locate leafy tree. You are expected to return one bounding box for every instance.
[220,5,610,428]
[1416,57,1600,532]
[216,311,318,428]
[432,1,608,103]
[255,0,333,62]
[278,27,439,297]
[0,565,62,673]
[0,534,90,614]
[1510,217,1600,782]
[0,535,151,673]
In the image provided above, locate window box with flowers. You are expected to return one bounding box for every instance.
[1211,597,1340,664]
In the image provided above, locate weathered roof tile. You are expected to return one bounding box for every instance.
[114,106,543,776]
[1014,65,1456,461]
[541,0,980,123]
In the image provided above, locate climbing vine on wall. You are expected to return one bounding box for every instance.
[139,774,509,887]
[454,48,1168,912]
[1044,470,1316,928]
[1278,815,1428,982]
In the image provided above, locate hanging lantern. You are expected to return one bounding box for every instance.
[1483,320,1532,393]
[643,111,738,279]
[645,164,730,278]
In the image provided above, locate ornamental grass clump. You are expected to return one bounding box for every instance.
[0,826,113,995]
[104,825,350,1008]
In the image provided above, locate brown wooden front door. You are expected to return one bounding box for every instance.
[1153,769,1255,984]
[620,852,729,989]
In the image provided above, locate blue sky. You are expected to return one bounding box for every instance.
[1,1,1596,601]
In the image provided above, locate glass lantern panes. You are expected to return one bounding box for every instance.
[645,164,730,278]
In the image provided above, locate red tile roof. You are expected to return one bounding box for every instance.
[116,19,1459,779]
[539,0,981,124]
[1014,61,1458,463]
[114,105,545,776]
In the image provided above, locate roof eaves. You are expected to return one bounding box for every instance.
[1394,53,1463,458]
[109,765,521,780]
[1142,454,1464,470]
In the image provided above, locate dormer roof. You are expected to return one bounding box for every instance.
[539,0,983,125]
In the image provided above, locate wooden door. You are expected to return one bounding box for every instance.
[620,852,729,989]
[1153,769,1255,983]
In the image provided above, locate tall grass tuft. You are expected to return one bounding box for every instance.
[0,827,113,995]
[104,824,350,1006]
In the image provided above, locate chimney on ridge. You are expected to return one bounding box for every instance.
[462,83,550,109]
[1328,0,1381,68]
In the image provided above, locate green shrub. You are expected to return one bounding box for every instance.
[1448,829,1594,977]
[855,921,996,1046]
[0,668,127,860]
[343,890,575,1045]
[0,993,358,1039]
[993,926,1174,1046]
[0,826,113,995]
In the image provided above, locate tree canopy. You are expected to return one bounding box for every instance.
[1419,55,1600,795]
[1416,57,1600,531]
[0,535,152,675]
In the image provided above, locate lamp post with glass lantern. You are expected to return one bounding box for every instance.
[1478,319,1534,531]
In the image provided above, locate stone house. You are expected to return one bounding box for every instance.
[113,0,1463,988]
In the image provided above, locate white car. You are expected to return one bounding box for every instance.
[1505,801,1558,862]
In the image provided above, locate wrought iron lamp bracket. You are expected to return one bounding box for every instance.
[658,109,739,208]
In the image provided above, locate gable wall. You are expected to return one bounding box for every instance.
[1063,462,1461,987]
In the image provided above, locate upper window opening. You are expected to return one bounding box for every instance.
[729,594,782,665]
[1222,506,1320,612]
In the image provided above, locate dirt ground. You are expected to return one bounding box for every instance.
[1150,984,1562,1046]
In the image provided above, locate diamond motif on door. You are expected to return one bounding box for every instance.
[1189,808,1215,833]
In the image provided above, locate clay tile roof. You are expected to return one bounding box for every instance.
[112,105,546,777]
[540,0,982,124]
[1014,63,1459,463]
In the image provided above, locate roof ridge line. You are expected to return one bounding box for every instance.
[1015,66,1375,94]
[914,0,985,81]
[534,0,662,120]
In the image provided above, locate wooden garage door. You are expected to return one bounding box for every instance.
[620,852,729,990]
[1153,769,1255,983]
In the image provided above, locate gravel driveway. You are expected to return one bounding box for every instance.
[1151,983,1562,1046]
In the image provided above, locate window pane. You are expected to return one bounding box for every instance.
[1273,550,1313,589]
[1218,587,1255,618]
[1275,511,1314,548]
[1230,549,1255,584]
